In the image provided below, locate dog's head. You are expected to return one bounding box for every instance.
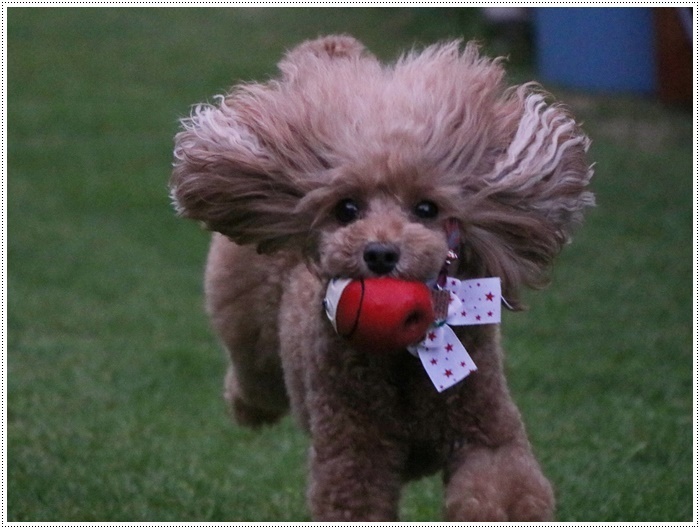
[171,35,594,309]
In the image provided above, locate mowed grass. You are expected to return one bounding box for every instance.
[7,8,693,522]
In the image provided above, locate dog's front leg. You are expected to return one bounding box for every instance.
[439,328,555,521]
[306,406,404,521]
[444,440,554,521]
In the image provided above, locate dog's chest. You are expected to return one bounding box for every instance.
[352,351,454,439]
[279,266,472,440]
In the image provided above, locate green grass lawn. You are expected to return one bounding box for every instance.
[7,8,693,522]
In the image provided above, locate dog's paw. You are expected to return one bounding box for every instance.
[446,489,553,522]
[507,490,555,522]
[446,494,508,522]
[444,444,555,521]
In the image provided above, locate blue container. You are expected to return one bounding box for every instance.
[533,8,656,93]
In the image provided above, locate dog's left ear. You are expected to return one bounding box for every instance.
[462,86,595,308]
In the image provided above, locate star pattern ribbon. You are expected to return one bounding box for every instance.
[408,277,501,392]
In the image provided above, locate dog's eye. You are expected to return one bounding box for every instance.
[334,198,361,224]
[414,200,439,219]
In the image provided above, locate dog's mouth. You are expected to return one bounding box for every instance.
[323,276,436,355]
[363,268,446,288]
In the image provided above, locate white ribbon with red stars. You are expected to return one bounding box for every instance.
[408,277,501,392]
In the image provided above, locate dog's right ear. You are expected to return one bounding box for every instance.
[170,98,312,253]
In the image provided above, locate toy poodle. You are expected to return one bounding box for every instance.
[170,35,594,521]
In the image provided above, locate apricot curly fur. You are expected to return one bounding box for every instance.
[170,35,594,521]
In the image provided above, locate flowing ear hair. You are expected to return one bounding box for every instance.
[169,35,368,253]
[461,85,595,309]
[169,95,318,253]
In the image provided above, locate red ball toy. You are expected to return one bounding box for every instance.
[325,277,435,354]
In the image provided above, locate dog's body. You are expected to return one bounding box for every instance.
[171,36,594,521]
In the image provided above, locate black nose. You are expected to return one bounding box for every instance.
[363,242,401,275]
